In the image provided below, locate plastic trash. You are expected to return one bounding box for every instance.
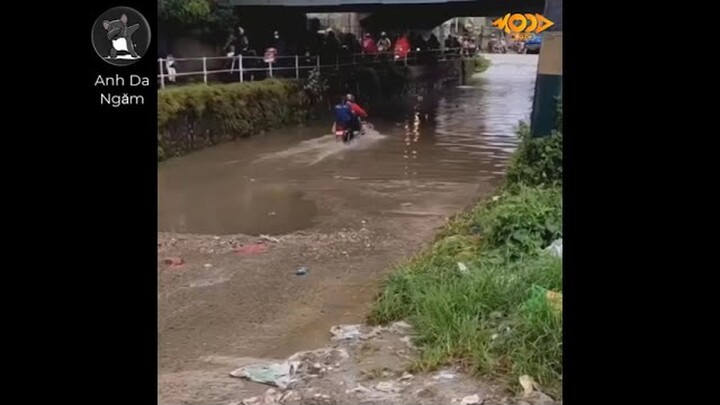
[544,238,562,258]
[163,257,184,267]
[346,385,371,394]
[296,267,308,276]
[260,235,280,244]
[398,372,414,382]
[374,381,400,393]
[388,321,412,333]
[519,375,537,397]
[531,285,562,314]
[229,361,300,390]
[457,262,469,274]
[329,324,381,341]
[433,370,456,380]
[459,394,483,405]
[519,375,555,404]
[546,290,562,313]
[235,243,269,256]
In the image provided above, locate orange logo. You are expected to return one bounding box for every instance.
[492,13,554,34]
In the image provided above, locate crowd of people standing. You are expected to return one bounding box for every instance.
[222,26,470,65]
[162,24,481,83]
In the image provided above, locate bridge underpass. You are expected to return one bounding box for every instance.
[228,0,561,136]
[230,0,545,31]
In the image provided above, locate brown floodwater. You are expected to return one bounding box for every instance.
[157,54,538,236]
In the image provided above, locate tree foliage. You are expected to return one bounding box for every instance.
[159,0,235,39]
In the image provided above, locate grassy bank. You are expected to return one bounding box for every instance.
[158,79,309,161]
[369,105,563,398]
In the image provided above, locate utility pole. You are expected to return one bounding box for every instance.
[530,0,563,137]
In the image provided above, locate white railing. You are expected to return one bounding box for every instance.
[157,48,468,88]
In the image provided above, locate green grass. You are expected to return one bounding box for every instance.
[368,102,563,398]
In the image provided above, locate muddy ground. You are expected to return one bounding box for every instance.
[158,193,477,404]
[157,201,558,405]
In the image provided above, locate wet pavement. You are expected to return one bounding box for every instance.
[158,54,539,405]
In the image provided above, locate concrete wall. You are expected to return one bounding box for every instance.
[307,12,369,36]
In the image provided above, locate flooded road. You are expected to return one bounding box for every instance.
[158,54,538,405]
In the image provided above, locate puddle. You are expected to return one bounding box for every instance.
[158,183,318,235]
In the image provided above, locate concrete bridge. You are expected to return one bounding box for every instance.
[230,0,545,30]
[230,0,562,136]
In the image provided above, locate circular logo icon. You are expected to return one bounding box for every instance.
[91,6,151,66]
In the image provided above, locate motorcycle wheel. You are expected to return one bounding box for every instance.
[342,130,352,143]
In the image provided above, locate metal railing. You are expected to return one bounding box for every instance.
[157,47,469,88]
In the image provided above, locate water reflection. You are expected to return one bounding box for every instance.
[403,111,421,177]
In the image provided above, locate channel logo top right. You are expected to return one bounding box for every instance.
[492,13,554,41]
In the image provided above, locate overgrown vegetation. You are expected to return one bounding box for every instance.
[369,101,563,398]
[506,123,563,188]
[158,79,309,160]
[159,0,234,42]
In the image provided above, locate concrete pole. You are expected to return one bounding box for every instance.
[530,0,563,137]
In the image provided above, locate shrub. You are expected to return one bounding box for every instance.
[473,186,562,259]
[506,101,563,188]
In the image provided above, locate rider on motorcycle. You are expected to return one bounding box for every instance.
[333,97,353,134]
[332,94,367,136]
[344,94,368,134]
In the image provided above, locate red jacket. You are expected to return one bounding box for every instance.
[362,37,378,54]
[394,36,410,58]
[348,102,368,118]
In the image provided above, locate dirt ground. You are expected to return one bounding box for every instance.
[158,195,470,404]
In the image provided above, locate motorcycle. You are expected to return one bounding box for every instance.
[333,120,370,144]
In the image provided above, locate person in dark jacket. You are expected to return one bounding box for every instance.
[427,33,440,50]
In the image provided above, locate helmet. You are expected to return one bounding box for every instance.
[345,94,355,102]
